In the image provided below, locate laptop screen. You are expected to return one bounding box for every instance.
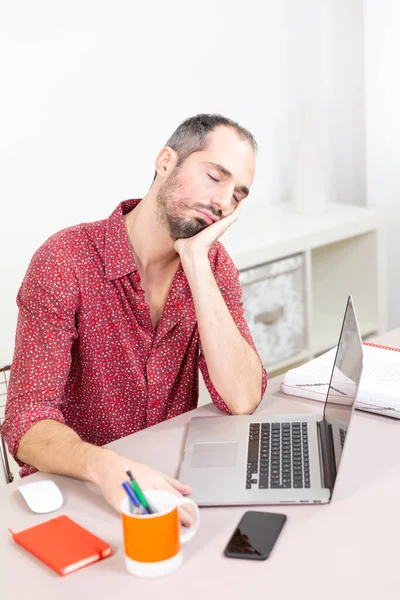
[323,296,364,475]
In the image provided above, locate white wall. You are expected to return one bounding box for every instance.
[287,0,365,209]
[0,0,365,364]
[365,0,400,329]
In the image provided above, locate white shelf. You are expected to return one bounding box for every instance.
[265,349,311,375]
[222,201,381,270]
[220,200,386,374]
[312,312,378,356]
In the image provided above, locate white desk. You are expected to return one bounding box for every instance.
[1,329,400,600]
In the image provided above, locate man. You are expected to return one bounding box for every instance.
[3,114,267,523]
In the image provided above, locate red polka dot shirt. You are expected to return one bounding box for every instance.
[3,200,267,476]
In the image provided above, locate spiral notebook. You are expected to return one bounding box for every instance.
[281,341,400,418]
[9,515,112,575]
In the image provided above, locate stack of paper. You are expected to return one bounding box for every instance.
[281,343,400,419]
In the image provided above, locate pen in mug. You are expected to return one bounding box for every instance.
[125,468,154,514]
[121,481,148,515]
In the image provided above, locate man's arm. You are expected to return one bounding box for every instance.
[175,207,265,415]
[17,420,105,482]
[5,237,193,523]
[183,255,263,414]
[16,420,193,522]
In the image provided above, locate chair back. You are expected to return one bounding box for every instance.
[0,365,14,483]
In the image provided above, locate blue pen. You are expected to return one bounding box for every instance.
[125,468,154,514]
[122,481,149,514]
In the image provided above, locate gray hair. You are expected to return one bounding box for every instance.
[153,113,257,182]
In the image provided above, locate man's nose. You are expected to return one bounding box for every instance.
[211,190,234,215]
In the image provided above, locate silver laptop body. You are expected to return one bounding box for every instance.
[179,296,363,506]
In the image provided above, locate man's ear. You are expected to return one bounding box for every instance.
[154,146,178,180]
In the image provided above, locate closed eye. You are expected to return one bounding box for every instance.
[208,173,242,203]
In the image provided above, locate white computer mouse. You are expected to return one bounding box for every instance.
[18,480,64,514]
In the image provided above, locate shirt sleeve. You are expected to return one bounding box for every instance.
[1,233,80,472]
[198,243,268,414]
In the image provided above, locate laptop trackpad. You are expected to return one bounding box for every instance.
[190,442,238,468]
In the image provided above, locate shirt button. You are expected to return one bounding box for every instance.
[133,273,141,284]
[152,400,159,407]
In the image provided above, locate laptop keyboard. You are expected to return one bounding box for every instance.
[246,422,310,490]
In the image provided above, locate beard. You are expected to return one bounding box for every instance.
[156,168,215,241]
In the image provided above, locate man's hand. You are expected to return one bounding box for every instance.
[91,449,195,525]
[171,200,263,415]
[174,204,242,264]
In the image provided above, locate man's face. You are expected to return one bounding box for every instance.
[156,126,255,240]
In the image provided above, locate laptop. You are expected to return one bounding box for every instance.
[179,296,363,506]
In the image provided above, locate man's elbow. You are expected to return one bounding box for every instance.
[227,365,265,415]
[227,393,261,415]
[229,404,255,416]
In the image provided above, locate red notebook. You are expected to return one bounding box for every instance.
[9,515,112,575]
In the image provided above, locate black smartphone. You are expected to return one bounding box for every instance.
[224,511,287,560]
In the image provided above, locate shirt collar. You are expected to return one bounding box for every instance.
[104,199,141,281]
[104,199,196,338]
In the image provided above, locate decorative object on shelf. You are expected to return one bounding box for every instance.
[239,254,307,366]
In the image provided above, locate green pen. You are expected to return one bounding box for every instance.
[125,469,154,514]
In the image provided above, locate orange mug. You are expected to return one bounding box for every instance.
[120,490,200,577]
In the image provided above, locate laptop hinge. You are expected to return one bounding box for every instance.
[317,419,337,493]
